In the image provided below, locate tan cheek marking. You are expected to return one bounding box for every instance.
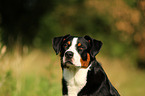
[80,53,90,68]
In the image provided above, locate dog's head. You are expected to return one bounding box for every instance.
[52,35,102,68]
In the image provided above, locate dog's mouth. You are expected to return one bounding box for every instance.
[64,60,73,67]
[65,60,73,64]
[63,60,81,68]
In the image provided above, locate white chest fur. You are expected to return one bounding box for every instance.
[63,66,91,96]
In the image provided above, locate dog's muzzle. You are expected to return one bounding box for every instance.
[63,51,74,67]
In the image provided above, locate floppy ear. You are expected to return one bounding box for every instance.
[52,34,70,55]
[84,35,103,57]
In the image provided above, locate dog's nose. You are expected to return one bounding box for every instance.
[65,51,74,58]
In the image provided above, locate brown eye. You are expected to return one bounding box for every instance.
[64,41,70,49]
[78,43,84,51]
[78,47,83,51]
[64,43,68,48]
[79,47,83,50]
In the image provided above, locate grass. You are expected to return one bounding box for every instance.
[0,49,61,96]
[0,49,145,96]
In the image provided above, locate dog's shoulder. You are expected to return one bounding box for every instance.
[89,60,105,76]
[79,60,120,96]
[88,60,107,86]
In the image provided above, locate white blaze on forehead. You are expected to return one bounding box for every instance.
[68,38,78,51]
[63,37,81,67]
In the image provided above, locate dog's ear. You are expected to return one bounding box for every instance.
[52,34,70,55]
[84,35,102,58]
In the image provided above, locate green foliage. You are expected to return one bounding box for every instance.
[0,0,139,58]
[0,50,145,96]
[0,70,16,96]
[34,4,113,50]
[0,0,144,66]
[0,73,61,96]
[0,0,58,47]
[32,1,138,59]
[123,0,137,7]
[0,51,62,96]
[17,76,61,96]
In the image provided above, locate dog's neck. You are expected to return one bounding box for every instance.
[63,64,91,96]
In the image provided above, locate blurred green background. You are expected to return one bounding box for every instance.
[0,0,145,96]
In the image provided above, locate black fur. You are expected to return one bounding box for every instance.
[78,60,120,96]
[62,78,68,95]
[52,35,120,96]
[52,34,70,55]
[84,35,102,58]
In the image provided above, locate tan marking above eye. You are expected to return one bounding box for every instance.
[67,41,71,45]
[78,43,81,46]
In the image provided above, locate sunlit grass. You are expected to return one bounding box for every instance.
[0,49,145,96]
[98,56,145,96]
[0,49,62,96]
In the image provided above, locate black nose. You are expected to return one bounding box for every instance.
[65,51,74,58]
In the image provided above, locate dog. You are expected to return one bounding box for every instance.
[52,35,120,96]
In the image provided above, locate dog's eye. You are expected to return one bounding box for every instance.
[64,43,68,48]
[78,47,83,50]
[78,47,84,51]
[77,43,84,51]
[64,41,70,48]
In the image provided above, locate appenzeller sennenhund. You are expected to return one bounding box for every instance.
[52,35,120,96]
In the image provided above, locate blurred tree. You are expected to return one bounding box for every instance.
[0,0,145,69]
[0,0,57,51]
[136,0,145,68]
